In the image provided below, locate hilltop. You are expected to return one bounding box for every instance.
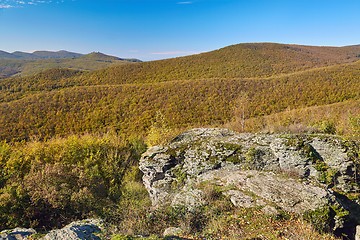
[0,50,141,78]
[68,43,360,85]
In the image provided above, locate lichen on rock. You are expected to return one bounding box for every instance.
[139,128,360,237]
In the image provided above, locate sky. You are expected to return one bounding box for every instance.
[1,0,360,61]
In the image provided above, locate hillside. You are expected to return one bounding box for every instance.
[0,51,140,78]
[0,42,359,239]
[68,43,360,86]
[0,44,359,141]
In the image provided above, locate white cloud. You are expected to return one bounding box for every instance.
[0,4,13,8]
[151,50,199,55]
[0,0,71,8]
[177,1,192,4]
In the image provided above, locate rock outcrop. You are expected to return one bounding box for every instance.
[140,128,360,237]
[42,219,103,240]
[0,219,103,240]
[0,228,36,240]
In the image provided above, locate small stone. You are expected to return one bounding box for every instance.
[224,190,255,208]
[262,205,279,215]
[163,227,183,237]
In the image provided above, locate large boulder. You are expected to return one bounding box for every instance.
[0,228,36,240]
[42,219,103,240]
[139,128,360,236]
[0,219,103,240]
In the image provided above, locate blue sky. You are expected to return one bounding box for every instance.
[1,0,360,60]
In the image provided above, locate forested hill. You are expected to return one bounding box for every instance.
[71,42,360,85]
[0,42,359,142]
[0,51,141,79]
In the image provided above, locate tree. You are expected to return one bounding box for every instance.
[146,111,171,146]
[234,92,250,132]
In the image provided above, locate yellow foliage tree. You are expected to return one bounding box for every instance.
[146,111,171,146]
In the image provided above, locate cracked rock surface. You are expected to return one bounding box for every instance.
[140,128,360,234]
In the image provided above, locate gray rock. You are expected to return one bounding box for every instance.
[0,228,36,240]
[223,190,256,208]
[139,128,360,235]
[356,225,360,240]
[172,187,204,209]
[262,205,279,215]
[199,169,329,213]
[42,219,103,240]
[140,128,357,206]
[163,227,183,237]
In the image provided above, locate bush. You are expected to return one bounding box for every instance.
[317,120,337,134]
[0,134,147,230]
[303,206,333,233]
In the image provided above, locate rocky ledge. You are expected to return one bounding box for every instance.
[139,128,360,238]
[0,219,103,240]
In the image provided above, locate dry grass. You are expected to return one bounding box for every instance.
[227,99,360,139]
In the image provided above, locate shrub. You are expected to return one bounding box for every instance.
[317,120,337,135]
[303,206,333,233]
[0,134,147,230]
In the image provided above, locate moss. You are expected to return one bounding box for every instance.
[243,147,264,170]
[331,205,349,219]
[170,165,187,189]
[245,147,263,162]
[319,168,338,185]
[215,142,243,164]
[225,154,242,164]
[284,135,306,150]
[28,233,46,239]
[111,235,162,240]
[314,160,328,172]
[285,137,339,185]
[220,142,242,152]
[303,206,333,233]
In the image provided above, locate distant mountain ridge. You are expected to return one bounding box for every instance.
[0,50,140,60]
[0,50,141,78]
[0,50,83,59]
[0,50,142,62]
